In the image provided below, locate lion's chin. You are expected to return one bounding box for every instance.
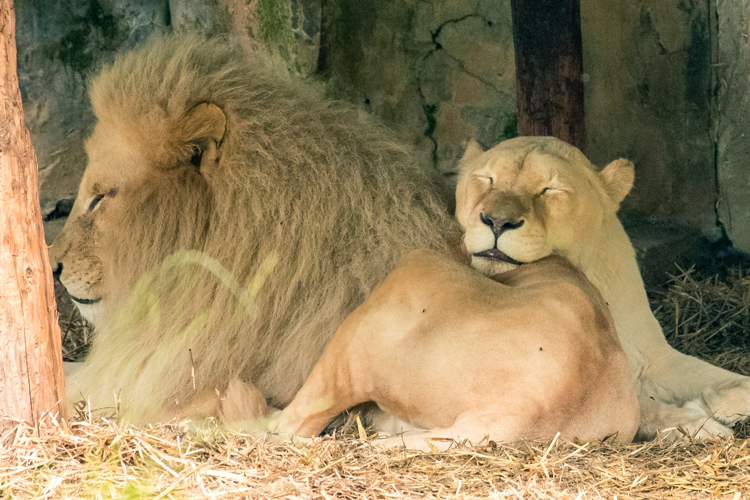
[72,300,105,328]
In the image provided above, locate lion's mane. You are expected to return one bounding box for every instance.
[70,35,459,424]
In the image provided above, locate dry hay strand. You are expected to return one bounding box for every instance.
[55,280,92,363]
[3,417,750,500]
[651,266,750,378]
[58,306,92,363]
[650,265,750,439]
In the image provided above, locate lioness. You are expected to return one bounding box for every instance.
[276,250,639,449]
[457,136,750,440]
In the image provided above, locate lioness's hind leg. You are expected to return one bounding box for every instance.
[275,335,369,438]
[370,408,424,434]
[275,366,364,438]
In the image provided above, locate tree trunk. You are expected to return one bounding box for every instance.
[0,0,66,434]
[510,0,586,152]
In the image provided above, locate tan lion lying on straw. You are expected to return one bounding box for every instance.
[275,250,639,449]
[50,34,459,425]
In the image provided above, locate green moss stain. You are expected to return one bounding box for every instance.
[256,0,294,50]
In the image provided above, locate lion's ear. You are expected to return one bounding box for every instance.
[188,102,227,145]
[458,140,485,172]
[186,103,227,172]
[599,158,634,205]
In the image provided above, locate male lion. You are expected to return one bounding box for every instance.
[49,34,459,425]
[275,250,639,450]
[457,136,750,440]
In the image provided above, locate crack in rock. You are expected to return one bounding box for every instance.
[417,86,439,169]
[430,12,512,95]
[417,6,511,170]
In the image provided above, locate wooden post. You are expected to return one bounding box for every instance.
[510,0,586,152]
[0,1,66,433]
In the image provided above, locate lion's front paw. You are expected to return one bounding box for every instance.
[703,379,750,426]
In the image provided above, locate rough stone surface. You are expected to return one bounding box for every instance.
[169,0,222,32]
[621,214,702,287]
[716,0,750,253]
[218,0,321,76]
[582,0,718,237]
[321,0,721,238]
[323,0,517,187]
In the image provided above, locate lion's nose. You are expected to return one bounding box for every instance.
[52,262,63,279]
[479,213,525,239]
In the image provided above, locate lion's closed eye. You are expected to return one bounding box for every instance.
[88,188,118,213]
[88,194,104,212]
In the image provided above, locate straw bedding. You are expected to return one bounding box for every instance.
[3,266,750,499]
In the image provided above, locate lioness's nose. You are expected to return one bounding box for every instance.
[479,213,525,238]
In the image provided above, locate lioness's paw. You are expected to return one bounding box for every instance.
[660,417,733,444]
[657,402,733,444]
[702,379,750,426]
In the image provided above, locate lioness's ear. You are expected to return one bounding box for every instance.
[188,102,227,146]
[599,158,634,205]
[463,140,484,162]
[458,140,484,172]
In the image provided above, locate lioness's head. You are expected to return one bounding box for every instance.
[456,136,634,276]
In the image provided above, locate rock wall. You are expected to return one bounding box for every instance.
[322,0,720,236]
[716,0,750,252]
[16,0,750,250]
[321,0,517,184]
[582,0,718,236]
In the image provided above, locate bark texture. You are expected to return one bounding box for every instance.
[0,0,65,433]
[511,0,586,152]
